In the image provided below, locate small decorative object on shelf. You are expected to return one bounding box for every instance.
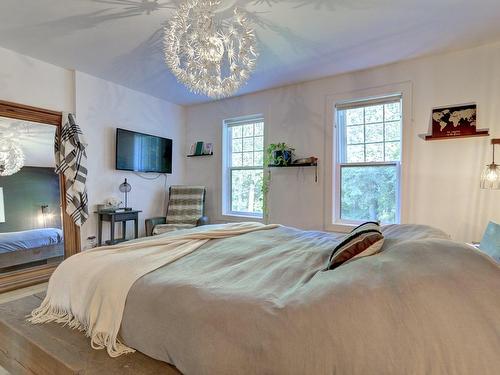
[292,157,318,166]
[119,178,132,210]
[188,141,214,157]
[421,103,489,140]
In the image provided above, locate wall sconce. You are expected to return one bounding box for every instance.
[480,139,500,189]
[40,204,53,227]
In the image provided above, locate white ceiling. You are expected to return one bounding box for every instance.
[1,0,500,105]
[0,117,56,168]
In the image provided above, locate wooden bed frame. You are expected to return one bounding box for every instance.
[0,293,181,374]
[0,242,64,271]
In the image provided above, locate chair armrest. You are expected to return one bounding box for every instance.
[145,217,166,236]
[196,216,209,226]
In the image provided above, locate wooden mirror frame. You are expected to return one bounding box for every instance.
[0,100,81,293]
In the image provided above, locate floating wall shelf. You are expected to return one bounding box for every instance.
[187,153,213,157]
[267,162,317,167]
[419,130,489,141]
[267,162,318,182]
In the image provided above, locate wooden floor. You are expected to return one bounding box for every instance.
[0,285,181,375]
[0,283,47,305]
[0,283,48,375]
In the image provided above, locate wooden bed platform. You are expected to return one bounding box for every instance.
[0,293,181,374]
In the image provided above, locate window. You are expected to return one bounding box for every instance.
[223,116,264,217]
[335,95,402,224]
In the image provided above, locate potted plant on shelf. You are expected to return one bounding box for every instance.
[265,142,295,166]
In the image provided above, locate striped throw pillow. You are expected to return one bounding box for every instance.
[326,221,384,270]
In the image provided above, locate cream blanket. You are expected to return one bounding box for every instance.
[29,222,278,357]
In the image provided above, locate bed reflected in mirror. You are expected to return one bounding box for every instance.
[0,116,64,274]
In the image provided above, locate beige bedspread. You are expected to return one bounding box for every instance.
[120,224,500,374]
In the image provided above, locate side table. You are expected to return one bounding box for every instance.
[96,209,142,246]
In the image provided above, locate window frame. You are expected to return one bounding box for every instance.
[335,95,403,225]
[222,115,265,219]
[324,82,412,232]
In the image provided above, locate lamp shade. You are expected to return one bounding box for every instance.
[480,163,500,189]
[481,139,500,190]
[0,187,5,223]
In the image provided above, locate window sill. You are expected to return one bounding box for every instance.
[325,223,357,233]
[219,214,263,223]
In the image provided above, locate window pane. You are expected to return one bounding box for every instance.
[346,108,364,125]
[346,125,364,144]
[346,144,364,163]
[385,102,401,121]
[385,121,401,141]
[242,152,254,166]
[243,137,253,152]
[385,141,401,161]
[365,105,383,124]
[254,122,264,136]
[365,123,383,143]
[254,152,263,166]
[232,153,242,167]
[243,124,253,137]
[232,126,242,138]
[254,136,263,151]
[365,143,384,162]
[232,137,242,152]
[231,169,263,214]
[340,165,398,223]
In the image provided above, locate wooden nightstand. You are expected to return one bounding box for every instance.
[96,209,142,246]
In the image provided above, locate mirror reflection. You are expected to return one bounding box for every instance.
[0,116,64,273]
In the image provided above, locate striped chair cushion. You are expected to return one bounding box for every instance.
[326,221,384,270]
[166,185,205,225]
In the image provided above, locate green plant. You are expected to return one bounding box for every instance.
[261,143,295,222]
[264,142,295,166]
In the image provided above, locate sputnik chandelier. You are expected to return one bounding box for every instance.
[0,122,27,176]
[164,0,258,98]
[0,139,24,176]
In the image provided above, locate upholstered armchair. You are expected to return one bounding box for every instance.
[145,185,208,236]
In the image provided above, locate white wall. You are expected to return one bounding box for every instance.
[185,41,500,242]
[75,72,185,245]
[0,45,74,112]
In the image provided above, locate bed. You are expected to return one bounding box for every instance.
[0,228,64,270]
[112,224,500,375]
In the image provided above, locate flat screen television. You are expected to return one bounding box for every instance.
[115,128,172,173]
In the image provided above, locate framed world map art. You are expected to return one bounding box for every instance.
[422,103,489,140]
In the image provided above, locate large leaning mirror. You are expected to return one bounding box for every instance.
[0,100,80,293]
[0,117,63,273]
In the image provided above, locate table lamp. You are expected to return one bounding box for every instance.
[119,178,132,210]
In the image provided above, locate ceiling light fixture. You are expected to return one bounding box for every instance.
[480,138,500,189]
[0,139,24,176]
[163,0,258,98]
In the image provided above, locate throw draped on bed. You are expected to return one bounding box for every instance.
[54,113,88,226]
[29,222,278,357]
